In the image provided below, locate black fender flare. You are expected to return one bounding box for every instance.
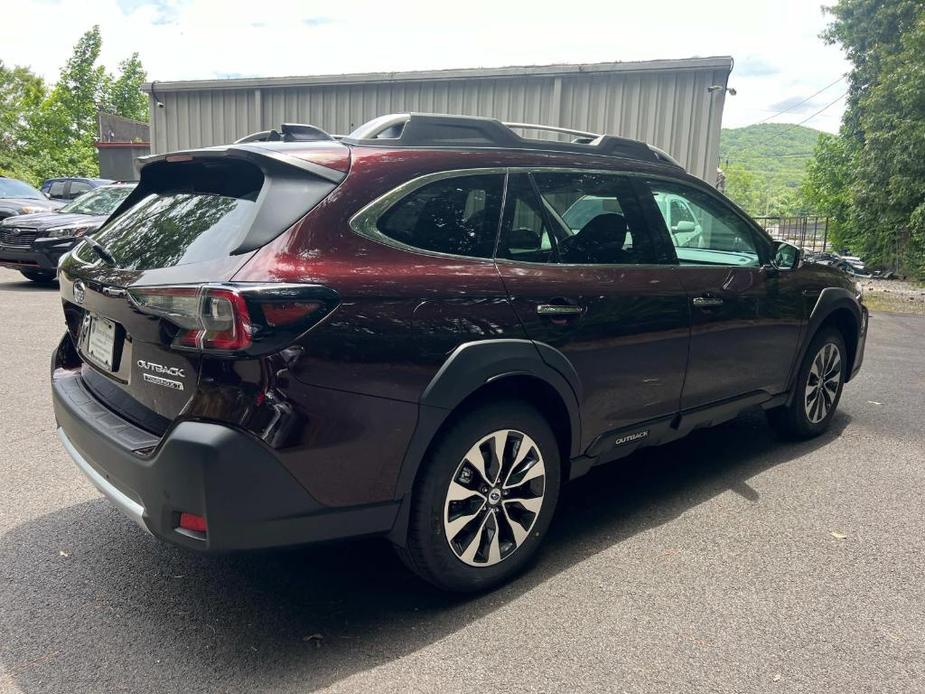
[787,286,863,401]
[387,339,582,544]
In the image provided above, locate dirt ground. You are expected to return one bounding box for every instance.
[858,278,925,315]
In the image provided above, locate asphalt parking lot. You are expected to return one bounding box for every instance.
[0,266,923,693]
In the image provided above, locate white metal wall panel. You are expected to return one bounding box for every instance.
[147,59,731,183]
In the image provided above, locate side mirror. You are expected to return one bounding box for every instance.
[772,241,801,271]
[673,220,696,233]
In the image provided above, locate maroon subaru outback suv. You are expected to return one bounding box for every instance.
[52,114,867,591]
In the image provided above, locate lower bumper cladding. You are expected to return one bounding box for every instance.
[52,368,400,551]
[57,427,151,534]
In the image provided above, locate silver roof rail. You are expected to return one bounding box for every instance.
[503,122,599,140]
[347,113,684,169]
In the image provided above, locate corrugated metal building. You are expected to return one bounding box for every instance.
[142,57,733,183]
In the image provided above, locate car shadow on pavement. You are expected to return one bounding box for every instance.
[0,409,850,693]
[0,278,59,292]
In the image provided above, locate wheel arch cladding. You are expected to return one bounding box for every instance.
[819,307,859,376]
[809,288,861,379]
[387,340,582,544]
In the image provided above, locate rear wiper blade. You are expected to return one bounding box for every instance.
[81,236,117,266]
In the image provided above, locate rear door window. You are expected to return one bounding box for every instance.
[48,181,67,198]
[497,171,672,265]
[495,173,556,263]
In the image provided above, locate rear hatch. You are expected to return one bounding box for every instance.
[57,142,349,431]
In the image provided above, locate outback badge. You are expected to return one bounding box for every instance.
[614,430,649,446]
[136,359,185,390]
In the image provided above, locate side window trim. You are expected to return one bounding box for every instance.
[349,168,507,262]
[495,171,559,264]
[630,177,681,265]
[526,172,565,262]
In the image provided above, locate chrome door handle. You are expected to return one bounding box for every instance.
[692,296,724,307]
[537,304,584,316]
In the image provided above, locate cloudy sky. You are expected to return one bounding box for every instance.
[3,0,850,132]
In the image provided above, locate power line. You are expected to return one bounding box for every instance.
[726,152,817,159]
[755,75,846,125]
[793,91,848,126]
[723,153,818,166]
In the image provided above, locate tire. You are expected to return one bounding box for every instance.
[768,327,847,439]
[19,269,56,283]
[396,400,561,592]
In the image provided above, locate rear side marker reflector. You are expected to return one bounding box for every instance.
[178,512,207,534]
[262,301,322,327]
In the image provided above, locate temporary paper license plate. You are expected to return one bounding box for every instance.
[83,314,117,371]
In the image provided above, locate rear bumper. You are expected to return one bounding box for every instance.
[52,368,400,551]
[0,238,74,272]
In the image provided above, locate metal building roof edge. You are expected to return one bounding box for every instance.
[142,56,734,93]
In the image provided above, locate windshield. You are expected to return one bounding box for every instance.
[0,178,43,200]
[61,186,134,215]
[562,196,624,233]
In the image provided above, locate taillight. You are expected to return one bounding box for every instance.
[127,283,338,356]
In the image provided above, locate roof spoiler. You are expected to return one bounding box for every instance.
[137,143,346,184]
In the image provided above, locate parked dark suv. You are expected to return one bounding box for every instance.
[0,183,135,282]
[51,114,867,591]
[41,177,114,202]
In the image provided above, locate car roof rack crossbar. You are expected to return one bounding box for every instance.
[235,123,335,144]
[342,113,676,166]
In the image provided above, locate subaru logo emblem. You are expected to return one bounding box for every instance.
[73,280,86,305]
[10,229,19,236]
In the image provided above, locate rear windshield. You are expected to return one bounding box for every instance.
[75,193,257,270]
[73,159,263,271]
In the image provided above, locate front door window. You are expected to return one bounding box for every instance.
[649,184,766,267]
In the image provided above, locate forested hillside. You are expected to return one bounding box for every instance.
[719,123,822,216]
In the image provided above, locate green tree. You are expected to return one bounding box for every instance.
[801,133,857,249]
[814,0,925,275]
[23,26,108,181]
[724,164,761,214]
[720,124,820,217]
[0,62,46,182]
[108,53,148,122]
[2,27,150,184]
